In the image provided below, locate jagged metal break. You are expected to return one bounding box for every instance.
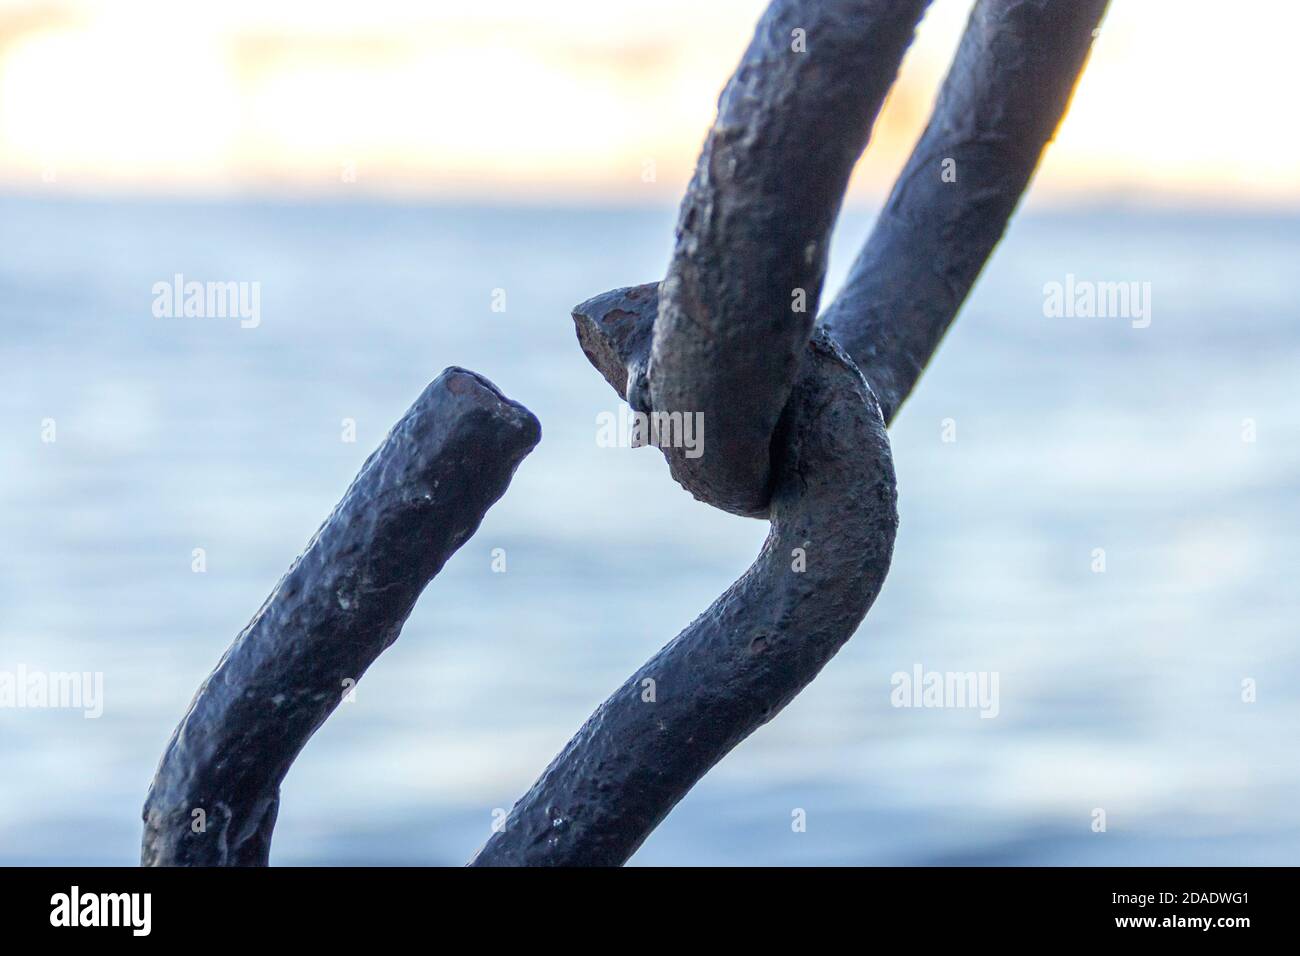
[650,0,930,517]
[476,294,897,866]
[475,0,1108,865]
[143,368,540,865]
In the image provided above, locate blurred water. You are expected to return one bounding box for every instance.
[1,195,1297,865]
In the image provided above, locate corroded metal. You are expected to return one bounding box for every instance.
[475,303,897,866]
[651,0,929,517]
[822,0,1109,424]
[142,0,1110,869]
[478,0,1108,865]
[142,368,540,866]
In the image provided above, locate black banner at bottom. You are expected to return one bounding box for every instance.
[0,866,1275,942]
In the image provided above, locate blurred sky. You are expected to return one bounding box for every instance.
[1,0,1297,207]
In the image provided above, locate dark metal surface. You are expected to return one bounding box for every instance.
[475,308,897,866]
[478,0,1108,865]
[822,0,1109,424]
[142,0,1110,868]
[650,0,929,517]
[142,368,540,865]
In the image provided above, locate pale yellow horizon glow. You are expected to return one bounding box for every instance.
[1,0,1297,208]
